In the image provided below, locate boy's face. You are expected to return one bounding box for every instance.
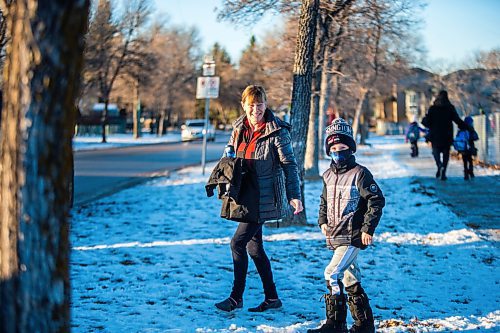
[330,143,349,153]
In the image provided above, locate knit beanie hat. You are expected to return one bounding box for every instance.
[325,118,356,154]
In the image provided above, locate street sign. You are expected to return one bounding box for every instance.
[202,62,215,76]
[196,76,220,99]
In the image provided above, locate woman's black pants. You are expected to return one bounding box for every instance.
[432,145,450,171]
[229,222,278,301]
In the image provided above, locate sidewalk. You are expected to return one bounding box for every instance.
[70,136,499,333]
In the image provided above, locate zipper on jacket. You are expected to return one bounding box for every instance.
[338,190,341,221]
[333,169,339,226]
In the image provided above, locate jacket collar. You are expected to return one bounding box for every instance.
[232,109,289,139]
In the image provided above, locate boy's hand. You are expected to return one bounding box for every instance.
[290,199,304,215]
[361,232,373,246]
[320,224,328,236]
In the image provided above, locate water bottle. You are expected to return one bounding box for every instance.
[224,145,236,158]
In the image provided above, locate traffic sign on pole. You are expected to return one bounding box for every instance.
[196,77,220,99]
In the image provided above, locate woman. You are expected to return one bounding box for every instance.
[422,90,468,180]
[215,85,303,312]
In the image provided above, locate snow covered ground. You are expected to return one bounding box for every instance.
[70,136,500,332]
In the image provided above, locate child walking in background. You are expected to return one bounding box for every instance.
[308,118,385,333]
[405,119,426,157]
[457,116,479,180]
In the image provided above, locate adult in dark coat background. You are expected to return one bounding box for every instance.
[422,90,468,180]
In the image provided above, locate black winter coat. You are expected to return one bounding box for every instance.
[318,156,385,250]
[422,103,468,148]
[228,109,301,223]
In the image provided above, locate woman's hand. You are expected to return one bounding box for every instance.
[361,232,373,246]
[289,199,304,215]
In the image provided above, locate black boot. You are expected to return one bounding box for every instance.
[307,293,348,333]
[435,167,441,178]
[346,284,375,333]
[440,167,447,181]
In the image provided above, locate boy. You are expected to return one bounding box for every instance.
[405,119,426,157]
[308,118,385,333]
[460,116,479,180]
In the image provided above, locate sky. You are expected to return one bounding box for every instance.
[153,0,500,68]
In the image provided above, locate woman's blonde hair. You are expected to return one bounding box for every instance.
[241,85,267,104]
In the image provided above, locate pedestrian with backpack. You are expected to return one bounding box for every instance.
[405,119,426,157]
[453,116,479,180]
[308,119,385,333]
[422,90,469,180]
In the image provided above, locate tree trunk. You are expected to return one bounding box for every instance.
[284,0,319,226]
[101,99,108,143]
[158,109,166,136]
[318,49,332,158]
[305,12,330,180]
[0,1,89,332]
[133,79,140,139]
[352,87,368,142]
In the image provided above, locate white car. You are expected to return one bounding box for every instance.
[181,119,216,142]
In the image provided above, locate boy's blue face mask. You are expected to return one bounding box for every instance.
[329,149,352,165]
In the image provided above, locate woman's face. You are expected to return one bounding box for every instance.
[242,98,266,126]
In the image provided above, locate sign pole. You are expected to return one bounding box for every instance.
[201,97,210,175]
[197,56,219,176]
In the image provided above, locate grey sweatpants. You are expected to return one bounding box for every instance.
[324,245,361,295]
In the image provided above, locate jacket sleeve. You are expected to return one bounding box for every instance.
[274,128,301,201]
[451,107,469,131]
[421,110,431,128]
[318,179,328,227]
[357,168,385,235]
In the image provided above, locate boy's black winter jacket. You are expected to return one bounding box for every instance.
[318,156,385,250]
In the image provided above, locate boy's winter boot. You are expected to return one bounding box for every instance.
[307,293,348,333]
[346,283,375,333]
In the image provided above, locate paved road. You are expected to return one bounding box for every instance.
[74,135,229,206]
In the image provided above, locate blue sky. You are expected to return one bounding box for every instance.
[153,0,500,66]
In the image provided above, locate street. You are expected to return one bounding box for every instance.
[73,134,230,206]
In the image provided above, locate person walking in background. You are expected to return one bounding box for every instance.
[308,119,385,333]
[405,118,426,157]
[453,116,479,180]
[422,90,469,181]
[214,85,303,313]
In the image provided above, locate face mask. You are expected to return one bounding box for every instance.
[329,149,352,165]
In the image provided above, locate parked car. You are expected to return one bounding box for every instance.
[181,119,216,142]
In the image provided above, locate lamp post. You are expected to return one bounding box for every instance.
[196,56,219,175]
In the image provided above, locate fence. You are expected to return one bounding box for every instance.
[473,112,499,166]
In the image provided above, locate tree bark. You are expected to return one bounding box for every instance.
[318,48,332,157]
[352,87,368,141]
[305,12,331,179]
[0,1,89,332]
[284,0,319,226]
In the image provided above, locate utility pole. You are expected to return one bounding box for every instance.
[196,56,220,175]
